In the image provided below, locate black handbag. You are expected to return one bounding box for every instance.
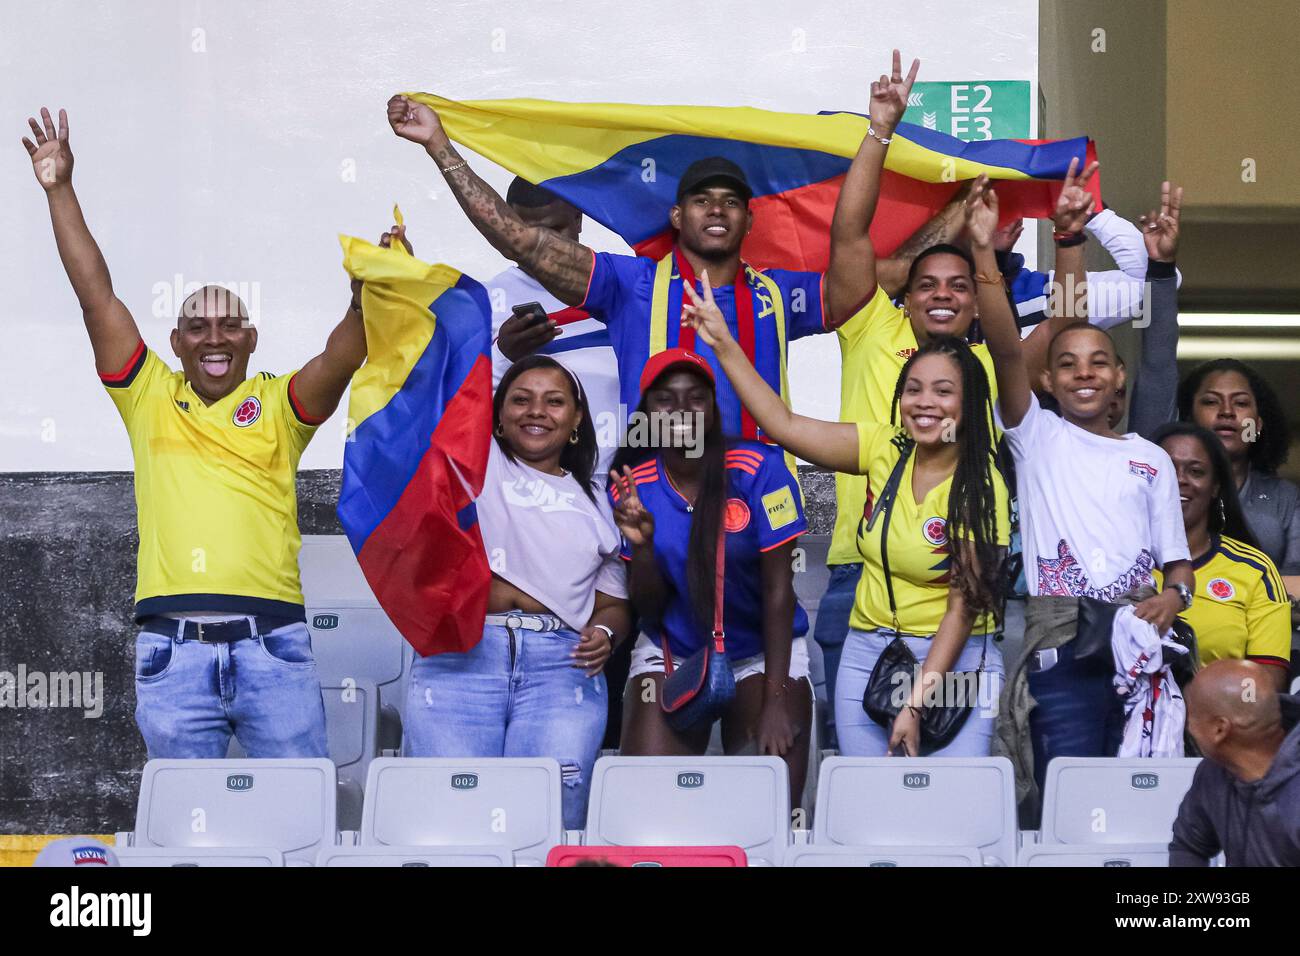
[860,441,985,755]
[660,522,735,732]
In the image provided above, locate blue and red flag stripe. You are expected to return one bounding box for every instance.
[338,226,495,657]
[410,94,1101,272]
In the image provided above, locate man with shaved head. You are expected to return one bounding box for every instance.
[23,106,392,758]
[1170,659,1300,865]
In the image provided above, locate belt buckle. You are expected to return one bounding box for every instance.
[194,621,229,644]
[506,614,523,630]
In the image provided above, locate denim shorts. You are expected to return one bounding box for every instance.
[626,632,811,682]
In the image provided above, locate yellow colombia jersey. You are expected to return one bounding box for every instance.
[829,286,999,566]
[850,421,1010,636]
[1155,535,1291,668]
[101,341,322,620]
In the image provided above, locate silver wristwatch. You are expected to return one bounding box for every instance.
[1166,582,1193,611]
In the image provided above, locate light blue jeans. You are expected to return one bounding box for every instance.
[134,620,328,759]
[834,628,1004,757]
[403,614,607,830]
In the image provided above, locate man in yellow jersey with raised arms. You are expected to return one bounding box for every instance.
[23,106,389,758]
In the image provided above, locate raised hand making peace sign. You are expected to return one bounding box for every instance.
[1051,156,1101,236]
[609,465,655,549]
[1139,181,1184,263]
[680,273,734,353]
[869,49,921,135]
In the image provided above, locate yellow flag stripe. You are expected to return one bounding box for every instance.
[406,93,1036,186]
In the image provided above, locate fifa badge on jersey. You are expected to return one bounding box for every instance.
[1128,460,1157,485]
[762,487,797,530]
[922,516,948,547]
[1207,578,1235,601]
[71,845,111,865]
[232,396,262,427]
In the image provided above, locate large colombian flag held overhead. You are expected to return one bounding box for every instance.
[404,94,1100,272]
[338,209,494,656]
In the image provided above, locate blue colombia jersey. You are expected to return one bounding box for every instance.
[582,250,827,439]
[609,440,809,661]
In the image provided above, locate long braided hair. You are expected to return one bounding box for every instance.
[890,335,1006,622]
[610,367,728,634]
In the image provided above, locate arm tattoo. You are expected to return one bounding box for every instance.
[892,204,962,263]
[429,141,592,305]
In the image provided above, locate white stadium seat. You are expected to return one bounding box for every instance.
[316,845,513,866]
[115,846,286,867]
[228,677,380,831]
[584,756,791,866]
[1018,843,1170,866]
[784,844,982,866]
[299,535,411,751]
[359,758,563,867]
[813,757,1018,866]
[304,604,409,713]
[320,677,381,830]
[1039,758,1200,846]
[122,759,338,865]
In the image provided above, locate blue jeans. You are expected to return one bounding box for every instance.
[1026,637,1125,798]
[834,628,1004,757]
[134,620,328,759]
[403,615,607,830]
[813,563,862,748]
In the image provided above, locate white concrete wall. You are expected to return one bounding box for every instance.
[3,0,1036,470]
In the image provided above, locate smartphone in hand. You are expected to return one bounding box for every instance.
[510,301,548,326]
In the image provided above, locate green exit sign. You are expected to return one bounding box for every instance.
[902,81,1032,141]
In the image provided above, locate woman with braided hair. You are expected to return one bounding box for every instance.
[682,273,1009,758]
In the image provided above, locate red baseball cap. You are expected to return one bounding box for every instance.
[638,348,715,396]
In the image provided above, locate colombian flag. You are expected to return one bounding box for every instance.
[338,210,494,656]
[406,93,1099,271]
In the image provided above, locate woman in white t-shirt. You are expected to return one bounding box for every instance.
[973,176,1194,806]
[402,355,631,830]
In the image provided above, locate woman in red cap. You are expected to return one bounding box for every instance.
[608,348,813,808]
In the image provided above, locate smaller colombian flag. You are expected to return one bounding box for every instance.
[404,94,1100,272]
[338,208,494,656]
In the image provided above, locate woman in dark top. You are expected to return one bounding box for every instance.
[1178,359,1300,577]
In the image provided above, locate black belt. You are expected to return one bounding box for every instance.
[142,616,294,644]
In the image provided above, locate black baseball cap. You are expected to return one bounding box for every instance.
[506,176,567,209]
[675,157,753,204]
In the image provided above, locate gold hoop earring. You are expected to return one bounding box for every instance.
[569,429,580,444]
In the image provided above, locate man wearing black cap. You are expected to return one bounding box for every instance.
[388,94,892,442]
